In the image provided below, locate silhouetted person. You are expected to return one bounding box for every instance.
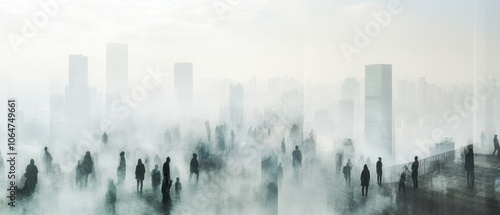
[175,177,182,199]
[151,164,161,193]
[82,151,93,187]
[376,157,382,186]
[23,159,39,194]
[493,135,500,157]
[411,156,419,188]
[399,166,408,194]
[292,145,302,168]
[336,151,343,175]
[76,160,84,187]
[163,157,171,182]
[360,164,370,197]
[465,147,475,187]
[102,132,108,145]
[106,179,117,214]
[43,147,53,173]
[276,162,283,186]
[117,151,126,184]
[190,153,199,182]
[343,162,351,187]
[144,154,150,179]
[281,138,286,154]
[135,159,145,193]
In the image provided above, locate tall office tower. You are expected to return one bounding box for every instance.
[229,84,244,127]
[65,55,90,127]
[365,64,393,162]
[417,77,428,113]
[106,43,128,115]
[174,62,193,108]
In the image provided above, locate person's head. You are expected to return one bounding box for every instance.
[469,147,473,153]
[44,147,48,151]
[378,157,382,161]
[167,157,170,163]
[120,151,125,157]
[30,159,35,165]
[295,145,299,150]
[108,179,114,185]
[193,153,197,158]
[155,164,158,169]
[86,151,90,157]
[363,164,368,170]
[138,159,142,164]
[176,177,179,182]
[496,134,498,138]
[415,156,418,161]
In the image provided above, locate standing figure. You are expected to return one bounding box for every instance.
[161,177,173,204]
[154,154,161,167]
[343,162,351,187]
[135,159,145,193]
[411,156,419,188]
[292,145,302,182]
[106,179,117,214]
[75,161,83,187]
[336,151,343,175]
[144,154,150,180]
[117,151,126,184]
[399,166,408,194]
[480,131,486,147]
[360,164,370,197]
[175,177,182,199]
[190,153,199,182]
[151,164,162,193]
[43,147,53,173]
[465,147,475,187]
[23,159,39,194]
[82,151,94,188]
[493,135,500,157]
[163,157,171,183]
[376,157,383,186]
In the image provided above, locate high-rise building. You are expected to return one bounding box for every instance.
[106,43,128,115]
[365,64,393,162]
[174,62,193,108]
[417,77,428,113]
[229,84,244,127]
[65,54,89,126]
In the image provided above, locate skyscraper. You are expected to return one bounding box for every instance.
[174,62,193,109]
[106,43,128,115]
[229,84,244,127]
[65,54,89,126]
[365,64,393,162]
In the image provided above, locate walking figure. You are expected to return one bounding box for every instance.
[411,156,419,188]
[102,132,108,145]
[465,147,475,187]
[190,153,199,182]
[376,157,382,186]
[343,162,351,187]
[493,135,500,157]
[292,145,302,182]
[175,177,182,199]
[117,151,126,184]
[281,138,286,154]
[163,157,171,182]
[135,159,145,193]
[23,159,39,195]
[82,151,94,188]
[360,164,370,197]
[106,179,117,213]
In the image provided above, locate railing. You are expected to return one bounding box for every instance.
[383,148,460,183]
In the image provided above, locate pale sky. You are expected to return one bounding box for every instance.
[1,0,499,95]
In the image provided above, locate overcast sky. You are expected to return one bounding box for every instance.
[1,0,499,95]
